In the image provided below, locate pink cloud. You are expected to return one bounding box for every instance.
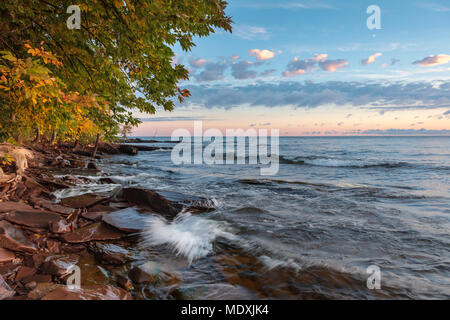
[362,53,383,65]
[413,54,450,67]
[249,49,276,61]
[189,57,207,68]
[319,59,348,72]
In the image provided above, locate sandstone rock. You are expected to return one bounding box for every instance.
[15,266,37,281]
[90,243,132,265]
[5,210,64,229]
[0,220,37,253]
[50,219,72,234]
[0,275,15,300]
[40,285,131,300]
[40,254,79,276]
[123,188,178,217]
[60,193,107,209]
[102,207,147,233]
[129,261,178,285]
[0,248,16,263]
[0,201,35,213]
[27,283,63,300]
[61,222,124,243]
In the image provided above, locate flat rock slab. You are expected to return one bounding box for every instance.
[102,207,148,233]
[0,248,16,263]
[90,243,132,265]
[157,190,217,213]
[40,254,79,276]
[40,285,131,300]
[129,261,179,285]
[0,220,37,253]
[61,222,124,243]
[0,201,35,213]
[5,211,64,229]
[122,188,179,217]
[60,193,107,209]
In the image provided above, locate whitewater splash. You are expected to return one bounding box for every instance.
[140,212,236,264]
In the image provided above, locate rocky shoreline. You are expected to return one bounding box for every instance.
[0,142,214,300]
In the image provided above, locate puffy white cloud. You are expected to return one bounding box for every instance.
[361,53,383,65]
[413,54,450,67]
[249,49,276,61]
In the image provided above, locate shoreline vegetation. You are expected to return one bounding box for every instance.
[0,141,217,300]
[0,0,232,300]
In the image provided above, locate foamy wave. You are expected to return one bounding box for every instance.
[140,213,236,263]
[259,255,302,272]
[280,156,408,168]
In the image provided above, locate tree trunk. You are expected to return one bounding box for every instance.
[91,134,100,158]
[50,130,57,145]
[34,128,41,143]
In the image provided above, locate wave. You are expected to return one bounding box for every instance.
[280,156,409,168]
[140,213,236,264]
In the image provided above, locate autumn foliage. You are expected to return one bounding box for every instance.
[0,0,232,144]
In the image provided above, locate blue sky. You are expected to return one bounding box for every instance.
[133,0,450,136]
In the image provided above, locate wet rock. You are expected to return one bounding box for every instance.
[0,220,37,253]
[25,281,37,290]
[87,204,115,213]
[20,274,52,285]
[114,273,134,291]
[0,276,15,300]
[40,254,79,276]
[123,188,179,217]
[87,161,99,170]
[129,261,179,285]
[15,266,36,281]
[50,219,72,234]
[60,193,107,209]
[0,248,16,263]
[40,285,131,300]
[32,199,75,216]
[90,243,132,265]
[5,210,64,229]
[45,239,61,253]
[81,211,106,221]
[99,178,115,184]
[27,283,63,300]
[157,190,217,213]
[61,222,124,243]
[118,145,138,156]
[102,207,147,233]
[177,283,256,300]
[0,201,35,213]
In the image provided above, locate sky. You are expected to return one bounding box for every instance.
[132,0,450,136]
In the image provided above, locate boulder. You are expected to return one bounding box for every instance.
[87,161,99,170]
[40,285,131,300]
[102,207,147,233]
[118,145,138,156]
[61,222,124,243]
[122,188,179,217]
[0,220,37,253]
[15,266,37,281]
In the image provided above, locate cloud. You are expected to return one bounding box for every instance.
[231,55,240,61]
[362,128,450,135]
[319,59,348,72]
[181,81,450,110]
[362,53,383,65]
[444,110,450,115]
[234,25,269,40]
[249,49,275,61]
[413,54,450,67]
[139,116,220,122]
[283,56,317,77]
[189,57,207,68]
[391,58,400,66]
[194,61,228,82]
[417,3,450,12]
[260,69,277,77]
[231,60,259,80]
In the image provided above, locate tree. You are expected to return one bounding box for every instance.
[0,0,232,142]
